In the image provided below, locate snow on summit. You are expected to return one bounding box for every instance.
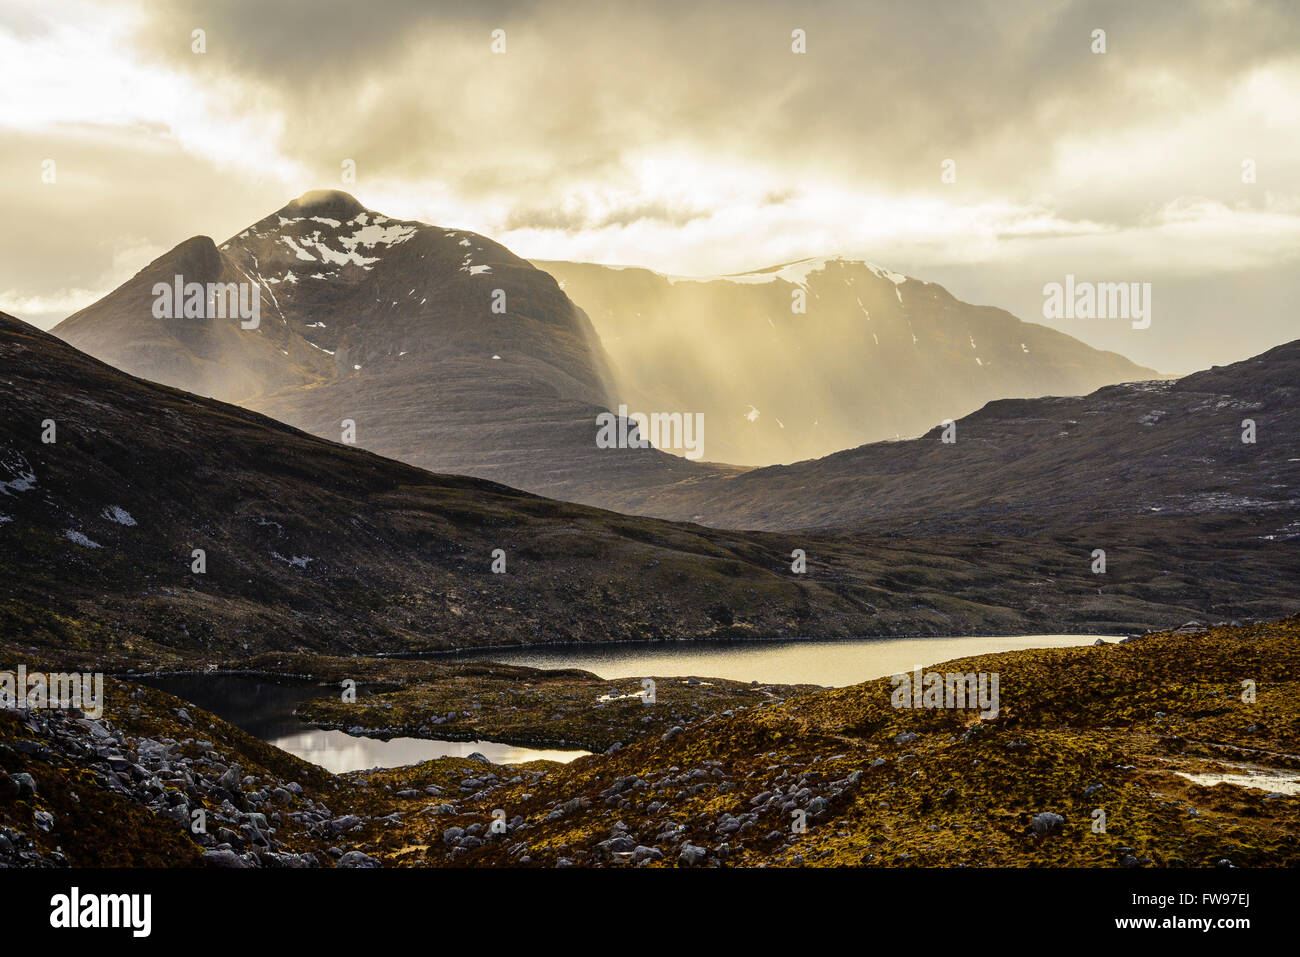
[664,256,910,289]
[272,217,418,270]
[219,191,428,283]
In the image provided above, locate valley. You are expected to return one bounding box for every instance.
[4,311,1297,667]
[1,303,1296,869]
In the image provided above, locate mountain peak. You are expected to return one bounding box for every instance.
[278,189,368,220]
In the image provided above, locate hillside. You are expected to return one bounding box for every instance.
[1,310,856,659]
[4,311,1298,655]
[610,339,1300,535]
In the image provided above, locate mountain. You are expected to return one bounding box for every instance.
[52,233,334,403]
[536,257,1159,466]
[609,339,1300,535]
[38,191,1297,563]
[5,311,1298,656]
[54,190,712,500]
[54,194,1162,511]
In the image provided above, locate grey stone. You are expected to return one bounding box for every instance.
[337,850,381,868]
[1031,812,1065,835]
[200,849,249,868]
[678,843,707,866]
[597,835,637,855]
[11,773,36,800]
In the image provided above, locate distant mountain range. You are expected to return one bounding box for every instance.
[537,257,1159,466]
[54,191,1158,511]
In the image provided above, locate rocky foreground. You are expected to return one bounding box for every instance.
[1,618,1297,868]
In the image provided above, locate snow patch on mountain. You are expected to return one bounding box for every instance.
[101,505,137,526]
[0,451,36,496]
[270,219,419,271]
[65,529,102,548]
[663,256,909,290]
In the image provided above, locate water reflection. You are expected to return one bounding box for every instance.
[137,673,590,772]
[455,634,1108,687]
[269,728,590,775]
[1175,768,1300,795]
[138,634,1110,773]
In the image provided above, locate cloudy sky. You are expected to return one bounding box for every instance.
[2,0,1297,372]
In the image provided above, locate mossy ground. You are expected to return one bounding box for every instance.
[355,617,1300,867]
[0,618,1296,866]
[293,658,812,753]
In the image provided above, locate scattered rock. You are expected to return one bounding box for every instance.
[678,844,707,866]
[200,849,249,869]
[1031,812,1065,835]
[337,850,381,868]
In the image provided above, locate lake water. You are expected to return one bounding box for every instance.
[453,633,1108,687]
[140,633,1108,773]
[136,673,592,774]
[1175,767,1300,795]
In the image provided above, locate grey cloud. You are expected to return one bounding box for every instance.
[5,0,1299,371]
[123,0,1300,207]
[0,128,293,326]
[504,199,711,233]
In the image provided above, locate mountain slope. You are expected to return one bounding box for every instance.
[537,257,1159,466]
[54,190,713,499]
[5,311,1298,655]
[53,196,1162,511]
[609,339,1300,534]
[2,308,846,657]
[54,234,333,403]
